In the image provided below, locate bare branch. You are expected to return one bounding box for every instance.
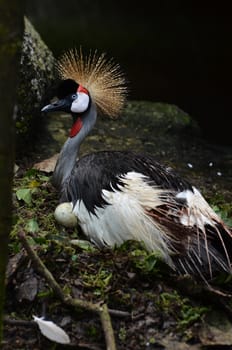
[18,231,119,349]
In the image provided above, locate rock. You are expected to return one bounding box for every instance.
[16,17,56,153]
[199,311,232,347]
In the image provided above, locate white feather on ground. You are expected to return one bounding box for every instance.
[33,315,70,344]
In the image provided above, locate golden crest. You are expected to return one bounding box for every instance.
[56,47,127,118]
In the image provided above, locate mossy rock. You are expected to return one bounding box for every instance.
[16,17,56,153]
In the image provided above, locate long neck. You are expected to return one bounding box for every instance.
[52,101,97,189]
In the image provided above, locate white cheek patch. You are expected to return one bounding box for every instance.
[71,92,90,113]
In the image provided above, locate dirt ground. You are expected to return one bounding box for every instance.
[3,101,232,349]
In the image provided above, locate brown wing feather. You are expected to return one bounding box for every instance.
[147,206,232,279]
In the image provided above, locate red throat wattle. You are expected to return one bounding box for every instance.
[69,117,83,137]
[69,85,88,137]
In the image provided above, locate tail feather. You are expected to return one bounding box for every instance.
[173,226,232,280]
[147,187,232,280]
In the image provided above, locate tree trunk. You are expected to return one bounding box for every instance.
[0,0,25,344]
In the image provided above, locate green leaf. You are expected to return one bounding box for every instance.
[16,188,32,205]
[38,174,50,182]
[70,239,96,251]
[26,218,39,233]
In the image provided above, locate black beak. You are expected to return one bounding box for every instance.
[41,97,71,113]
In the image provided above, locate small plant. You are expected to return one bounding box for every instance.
[156,291,209,332]
[178,303,208,330]
[118,326,127,341]
[212,204,232,227]
[81,265,112,298]
[126,241,171,277]
[10,168,58,254]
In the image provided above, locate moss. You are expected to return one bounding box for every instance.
[16,17,56,154]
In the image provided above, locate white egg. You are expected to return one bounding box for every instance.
[54,202,78,228]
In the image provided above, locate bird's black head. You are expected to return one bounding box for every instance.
[41,79,90,114]
[56,79,79,99]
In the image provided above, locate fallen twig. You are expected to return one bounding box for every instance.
[3,317,36,327]
[108,309,130,318]
[18,231,118,350]
[100,304,116,350]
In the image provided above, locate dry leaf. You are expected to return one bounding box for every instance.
[33,153,59,173]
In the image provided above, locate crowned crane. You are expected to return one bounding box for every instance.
[41,48,232,282]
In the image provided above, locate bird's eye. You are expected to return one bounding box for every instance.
[72,94,77,100]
